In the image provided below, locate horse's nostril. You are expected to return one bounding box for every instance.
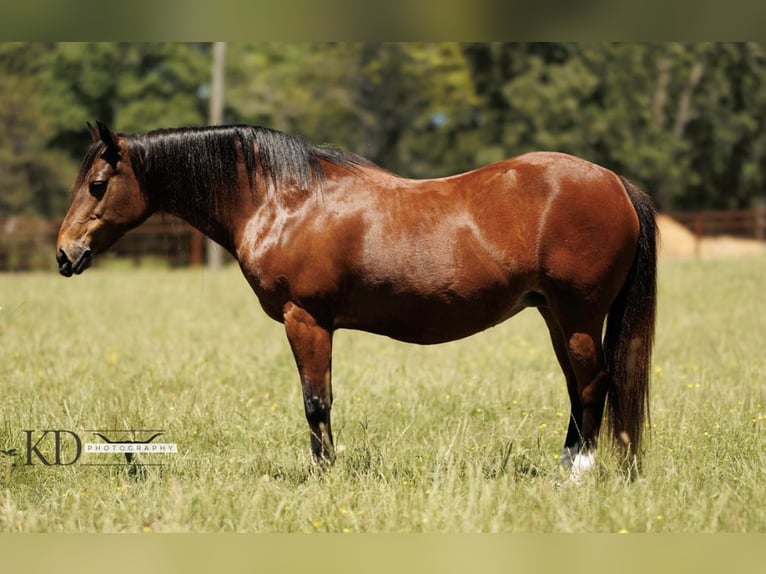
[57,248,74,277]
[56,248,67,265]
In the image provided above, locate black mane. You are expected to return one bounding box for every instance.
[122,125,374,215]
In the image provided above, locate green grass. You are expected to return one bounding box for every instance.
[1,255,765,532]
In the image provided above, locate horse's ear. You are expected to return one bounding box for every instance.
[95,121,121,167]
[86,121,99,142]
[95,121,119,149]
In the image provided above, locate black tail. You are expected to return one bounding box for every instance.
[603,177,658,464]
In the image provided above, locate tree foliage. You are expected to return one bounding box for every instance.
[0,43,71,217]
[2,42,766,217]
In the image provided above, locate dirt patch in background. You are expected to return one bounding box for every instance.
[657,214,765,260]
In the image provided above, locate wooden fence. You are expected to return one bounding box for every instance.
[2,208,765,272]
[667,208,766,242]
[0,215,203,272]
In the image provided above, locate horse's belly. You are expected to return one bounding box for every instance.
[335,283,538,345]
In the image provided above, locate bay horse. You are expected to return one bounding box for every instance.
[57,121,656,478]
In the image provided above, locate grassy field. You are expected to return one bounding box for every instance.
[1,255,765,533]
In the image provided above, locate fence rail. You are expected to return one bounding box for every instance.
[0,215,203,272]
[2,209,765,272]
[667,208,766,242]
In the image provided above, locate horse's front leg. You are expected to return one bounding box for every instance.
[283,302,335,466]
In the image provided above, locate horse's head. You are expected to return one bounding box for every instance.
[56,122,150,276]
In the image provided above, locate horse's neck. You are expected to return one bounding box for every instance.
[183,209,236,254]
[131,131,263,255]
[158,185,253,256]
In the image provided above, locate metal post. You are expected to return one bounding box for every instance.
[206,41,226,270]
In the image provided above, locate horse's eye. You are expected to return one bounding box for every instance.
[89,180,108,199]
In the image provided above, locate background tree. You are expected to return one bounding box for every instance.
[225,42,478,177]
[0,43,71,217]
[2,42,766,218]
[44,43,210,148]
[682,42,766,209]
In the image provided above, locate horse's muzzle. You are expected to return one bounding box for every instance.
[57,247,92,277]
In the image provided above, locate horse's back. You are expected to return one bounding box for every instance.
[328,152,638,341]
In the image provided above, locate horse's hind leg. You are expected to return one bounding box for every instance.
[538,308,583,467]
[542,306,610,478]
[283,302,335,466]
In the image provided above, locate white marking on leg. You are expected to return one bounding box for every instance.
[572,449,596,474]
[568,449,596,484]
